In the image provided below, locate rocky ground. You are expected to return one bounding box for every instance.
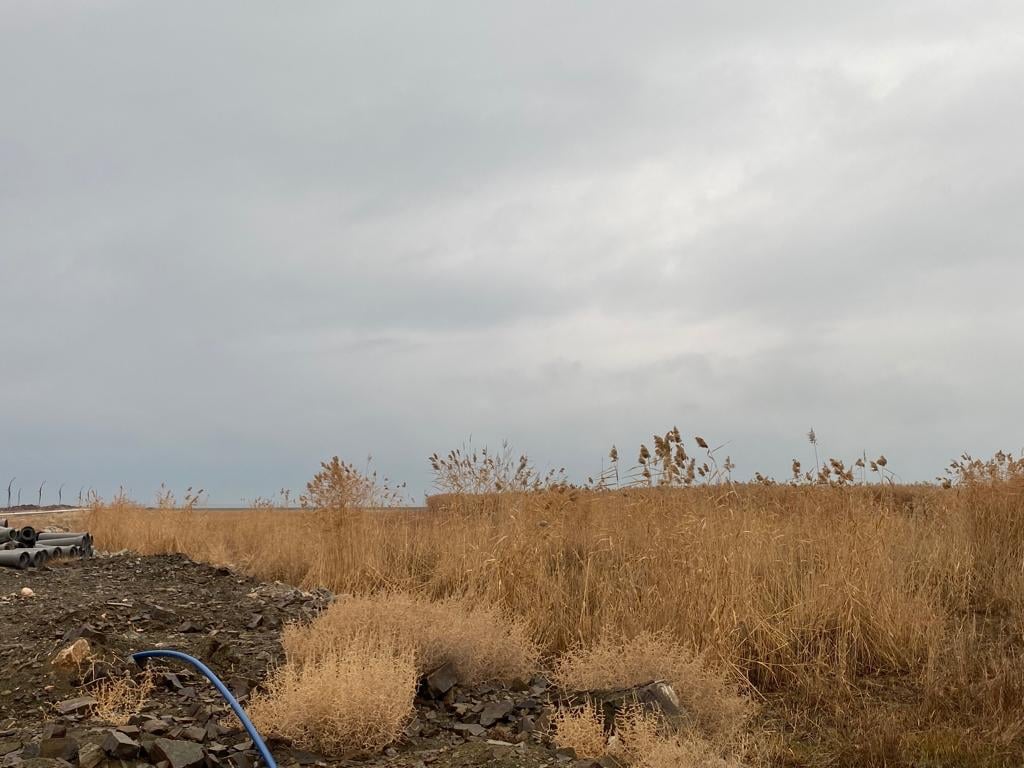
[0,552,603,768]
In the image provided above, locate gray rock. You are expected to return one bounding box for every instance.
[37,739,77,762]
[452,723,486,737]
[479,700,514,727]
[425,662,459,697]
[148,739,205,768]
[77,743,103,768]
[54,697,96,715]
[0,742,20,757]
[180,727,205,743]
[633,681,682,718]
[102,730,141,759]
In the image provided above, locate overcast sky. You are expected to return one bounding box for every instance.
[2,2,1022,505]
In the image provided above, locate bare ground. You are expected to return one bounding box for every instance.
[0,554,566,768]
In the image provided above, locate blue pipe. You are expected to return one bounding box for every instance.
[132,649,277,768]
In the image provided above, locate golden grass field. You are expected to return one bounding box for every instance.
[67,453,1024,768]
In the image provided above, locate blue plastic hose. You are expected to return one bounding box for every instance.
[132,649,277,768]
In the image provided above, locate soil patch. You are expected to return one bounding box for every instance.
[0,555,564,768]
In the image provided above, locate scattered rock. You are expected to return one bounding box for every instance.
[54,696,96,716]
[77,743,103,768]
[425,662,459,698]
[102,730,141,759]
[452,723,486,737]
[633,681,682,718]
[576,680,683,728]
[18,588,33,598]
[50,639,92,670]
[19,759,70,768]
[37,738,78,761]
[479,699,514,727]
[148,739,205,768]
[61,625,106,646]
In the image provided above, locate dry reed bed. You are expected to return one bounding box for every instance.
[85,482,1024,765]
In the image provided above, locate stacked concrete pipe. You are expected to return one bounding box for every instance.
[0,526,94,569]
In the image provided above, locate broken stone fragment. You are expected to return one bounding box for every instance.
[479,699,514,727]
[77,743,104,768]
[102,730,141,759]
[148,738,205,768]
[452,723,486,737]
[37,738,78,762]
[424,662,459,698]
[54,697,96,716]
[61,625,106,645]
[180,726,205,743]
[19,759,69,768]
[142,720,169,735]
[632,681,681,718]
[51,639,92,671]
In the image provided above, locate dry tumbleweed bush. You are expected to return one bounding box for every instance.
[90,668,156,726]
[552,632,752,743]
[552,701,607,758]
[612,705,743,768]
[554,703,742,768]
[248,637,416,755]
[282,592,539,684]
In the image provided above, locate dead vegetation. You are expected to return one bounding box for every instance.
[82,442,1024,766]
[283,593,538,685]
[248,636,417,754]
[88,668,156,726]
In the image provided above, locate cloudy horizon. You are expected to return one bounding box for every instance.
[2,2,1022,505]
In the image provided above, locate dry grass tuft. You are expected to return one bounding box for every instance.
[283,592,538,684]
[553,632,752,742]
[248,637,416,755]
[554,703,745,767]
[89,669,155,726]
[552,702,607,758]
[613,706,743,768]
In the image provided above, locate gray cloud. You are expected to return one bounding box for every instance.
[2,1,1022,503]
